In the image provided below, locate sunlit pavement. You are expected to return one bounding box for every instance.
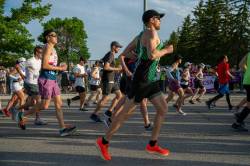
[0,93,249,166]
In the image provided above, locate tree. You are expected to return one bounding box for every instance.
[168,0,250,66]
[38,17,90,69]
[0,0,51,66]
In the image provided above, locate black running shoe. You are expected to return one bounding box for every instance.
[205,101,211,110]
[90,114,102,122]
[67,99,71,108]
[80,108,88,112]
[231,123,248,132]
[104,110,112,118]
[59,125,77,136]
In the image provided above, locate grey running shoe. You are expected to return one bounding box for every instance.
[59,125,77,136]
[34,118,48,125]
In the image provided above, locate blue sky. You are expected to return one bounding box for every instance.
[4,0,200,60]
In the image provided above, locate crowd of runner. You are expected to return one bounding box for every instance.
[0,9,249,161]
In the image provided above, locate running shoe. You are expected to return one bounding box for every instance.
[80,108,88,112]
[189,100,195,104]
[104,110,112,118]
[196,98,202,103]
[67,99,71,108]
[205,101,211,110]
[34,118,48,125]
[145,123,153,131]
[176,109,187,116]
[17,112,26,130]
[231,123,248,132]
[90,114,102,122]
[146,143,170,156]
[95,137,111,161]
[59,125,77,136]
[2,108,11,117]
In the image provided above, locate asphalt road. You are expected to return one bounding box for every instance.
[0,94,249,166]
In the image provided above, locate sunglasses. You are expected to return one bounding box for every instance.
[153,16,161,21]
[49,34,57,38]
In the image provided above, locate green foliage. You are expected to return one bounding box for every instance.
[38,17,90,66]
[0,0,51,66]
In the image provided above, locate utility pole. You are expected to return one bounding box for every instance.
[143,0,147,12]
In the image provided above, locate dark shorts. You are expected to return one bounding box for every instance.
[102,82,120,95]
[243,85,250,102]
[194,79,204,89]
[90,85,100,91]
[24,82,39,96]
[128,80,162,103]
[119,76,132,95]
[181,84,189,89]
[75,86,85,93]
[38,77,61,99]
[169,80,182,93]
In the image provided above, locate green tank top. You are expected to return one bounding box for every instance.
[243,52,250,85]
[133,31,164,82]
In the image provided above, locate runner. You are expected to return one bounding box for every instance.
[232,52,250,132]
[181,62,195,104]
[17,46,47,125]
[106,50,153,130]
[166,55,186,115]
[206,55,234,110]
[9,57,26,129]
[26,29,76,136]
[85,61,102,106]
[193,63,206,103]
[95,9,173,160]
[90,41,123,122]
[67,57,88,111]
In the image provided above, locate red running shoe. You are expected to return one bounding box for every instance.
[146,143,170,156]
[2,108,11,117]
[95,137,111,161]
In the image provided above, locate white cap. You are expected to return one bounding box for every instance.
[18,57,26,63]
[184,62,192,67]
[199,63,205,68]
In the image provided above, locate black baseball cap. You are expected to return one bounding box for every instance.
[142,9,165,24]
[111,41,123,48]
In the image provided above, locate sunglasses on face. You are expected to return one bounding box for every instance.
[49,34,57,38]
[153,16,161,21]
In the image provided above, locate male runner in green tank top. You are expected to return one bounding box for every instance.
[95,9,173,160]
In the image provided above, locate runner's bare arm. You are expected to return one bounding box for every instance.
[42,45,66,71]
[147,31,173,60]
[119,37,137,76]
[15,64,25,80]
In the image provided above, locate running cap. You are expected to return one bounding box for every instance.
[142,9,165,24]
[199,63,205,68]
[17,57,26,63]
[184,62,192,67]
[111,41,123,48]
